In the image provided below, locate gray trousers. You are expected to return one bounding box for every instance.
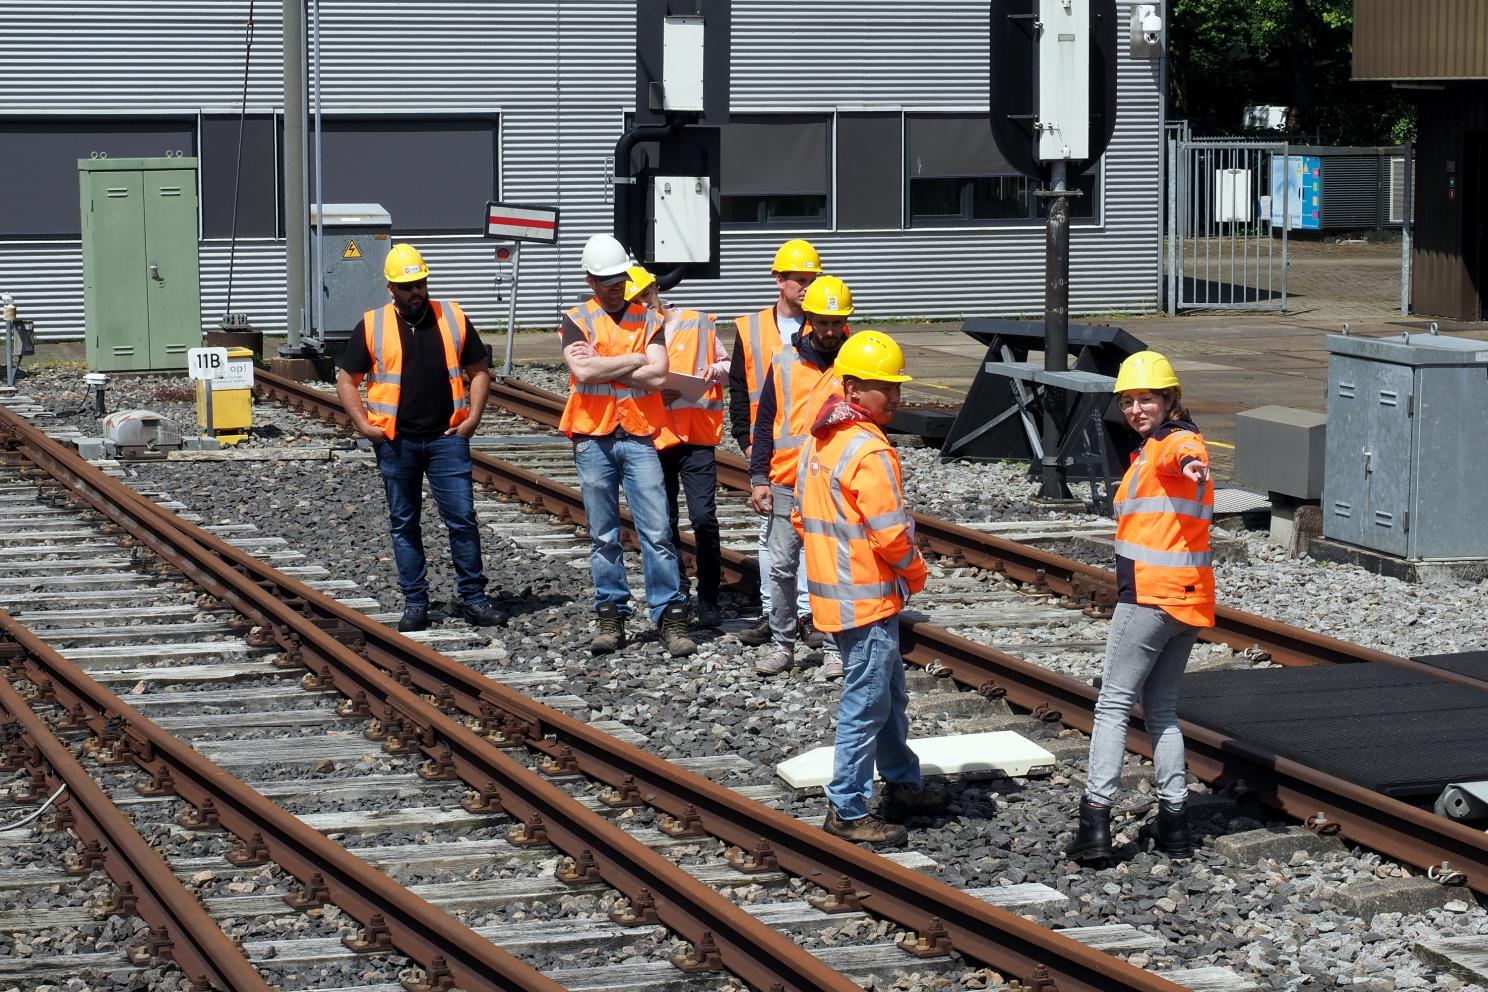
[1085,602,1198,807]
[765,483,839,660]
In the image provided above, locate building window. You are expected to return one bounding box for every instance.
[201,114,280,239]
[836,112,903,230]
[720,115,830,228]
[906,113,1098,225]
[312,116,499,234]
[0,117,195,239]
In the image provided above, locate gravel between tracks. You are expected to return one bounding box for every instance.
[6,365,1487,992]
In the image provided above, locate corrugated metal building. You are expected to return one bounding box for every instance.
[1355,0,1488,321]
[0,1,1163,343]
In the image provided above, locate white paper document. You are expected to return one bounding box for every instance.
[663,371,712,401]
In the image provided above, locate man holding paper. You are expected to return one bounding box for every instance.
[625,266,729,628]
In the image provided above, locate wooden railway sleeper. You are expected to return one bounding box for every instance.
[609,887,661,927]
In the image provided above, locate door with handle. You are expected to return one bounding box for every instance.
[142,169,201,370]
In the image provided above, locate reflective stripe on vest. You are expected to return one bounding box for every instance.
[735,307,784,427]
[768,345,835,485]
[361,301,470,441]
[656,309,726,451]
[558,299,666,439]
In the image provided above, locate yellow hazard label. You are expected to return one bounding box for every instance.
[343,240,362,260]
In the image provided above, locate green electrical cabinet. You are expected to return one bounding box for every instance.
[79,157,202,371]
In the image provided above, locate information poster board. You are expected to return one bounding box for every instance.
[1269,154,1322,230]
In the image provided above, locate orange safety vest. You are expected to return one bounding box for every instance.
[655,309,725,450]
[1112,425,1215,628]
[558,298,667,439]
[734,306,786,427]
[355,301,470,442]
[766,339,845,487]
[793,417,927,632]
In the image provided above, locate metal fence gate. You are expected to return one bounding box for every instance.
[1168,139,1290,311]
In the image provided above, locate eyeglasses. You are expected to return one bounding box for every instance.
[1117,395,1164,412]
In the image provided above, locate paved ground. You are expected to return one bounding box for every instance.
[15,238,1484,484]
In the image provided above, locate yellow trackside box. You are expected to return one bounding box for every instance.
[196,346,254,440]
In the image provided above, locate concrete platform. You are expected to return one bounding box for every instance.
[775,730,1055,790]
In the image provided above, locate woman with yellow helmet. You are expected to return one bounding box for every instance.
[1067,350,1214,865]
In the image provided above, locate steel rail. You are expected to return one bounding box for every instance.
[0,411,857,992]
[251,370,1488,894]
[0,656,272,992]
[469,376,1437,678]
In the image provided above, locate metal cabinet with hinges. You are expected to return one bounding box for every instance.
[1323,329,1488,560]
[78,157,201,372]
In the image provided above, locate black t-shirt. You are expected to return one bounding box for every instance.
[342,304,486,438]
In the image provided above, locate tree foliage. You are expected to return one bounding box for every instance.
[1168,0,1415,144]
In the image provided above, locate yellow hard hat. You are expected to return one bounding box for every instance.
[624,265,656,302]
[384,243,429,284]
[834,330,912,383]
[771,238,821,275]
[803,274,854,317]
[1113,350,1181,393]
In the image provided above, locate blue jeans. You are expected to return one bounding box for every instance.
[573,433,685,624]
[374,433,487,607]
[827,617,921,819]
[1086,602,1198,807]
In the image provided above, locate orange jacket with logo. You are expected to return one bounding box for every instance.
[558,299,666,438]
[792,394,928,632]
[353,301,469,442]
[655,309,724,450]
[1113,421,1215,627]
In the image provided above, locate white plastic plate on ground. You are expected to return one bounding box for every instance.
[776,731,1056,791]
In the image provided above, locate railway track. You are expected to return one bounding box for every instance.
[0,396,1197,992]
[249,369,1488,899]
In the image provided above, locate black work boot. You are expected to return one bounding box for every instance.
[1147,801,1194,859]
[453,599,508,627]
[590,605,625,656]
[658,603,697,658]
[737,615,772,645]
[797,615,826,649]
[1066,797,1113,863]
[397,603,429,633]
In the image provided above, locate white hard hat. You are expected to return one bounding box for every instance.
[581,234,633,280]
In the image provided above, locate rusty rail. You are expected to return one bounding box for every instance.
[253,369,1488,895]
[0,404,865,992]
[0,653,272,992]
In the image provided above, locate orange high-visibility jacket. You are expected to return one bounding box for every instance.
[655,309,724,450]
[734,306,785,427]
[354,301,470,442]
[558,299,666,438]
[765,344,840,487]
[792,407,928,632]
[1113,422,1215,627]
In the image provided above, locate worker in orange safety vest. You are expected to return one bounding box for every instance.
[748,275,854,678]
[624,265,729,628]
[730,239,821,648]
[791,329,946,848]
[1067,350,1213,866]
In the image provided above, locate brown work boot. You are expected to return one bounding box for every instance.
[823,808,908,848]
[657,603,697,657]
[882,780,950,820]
[590,605,625,656]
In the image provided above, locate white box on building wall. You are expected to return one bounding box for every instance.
[654,176,711,264]
[662,15,706,112]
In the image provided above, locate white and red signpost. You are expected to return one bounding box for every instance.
[484,201,560,375]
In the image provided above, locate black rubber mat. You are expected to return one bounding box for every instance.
[1411,651,1488,680]
[1179,664,1488,799]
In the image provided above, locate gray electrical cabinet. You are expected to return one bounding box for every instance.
[1323,331,1488,560]
[310,203,391,352]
